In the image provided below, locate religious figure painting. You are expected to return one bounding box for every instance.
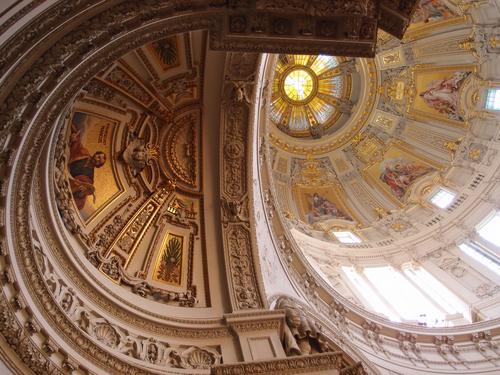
[66,112,120,221]
[364,144,439,203]
[411,66,474,125]
[307,192,352,224]
[419,71,470,121]
[412,0,455,24]
[379,158,434,199]
[293,186,353,224]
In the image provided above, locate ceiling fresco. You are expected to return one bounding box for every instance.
[54,32,209,308]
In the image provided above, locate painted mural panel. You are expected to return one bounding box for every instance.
[365,144,438,203]
[412,0,455,24]
[405,0,464,40]
[418,71,470,121]
[293,186,353,224]
[67,112,120,221]
[411,66,473,124]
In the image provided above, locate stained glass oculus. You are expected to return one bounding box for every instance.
[283,68,315,102]
[270,54,353,138]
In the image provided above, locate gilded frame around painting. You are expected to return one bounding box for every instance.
[292,183,359,225]
[403,0,468,42]
[65,110,125,224]
[362,141,443,206]
[407,64,476,128]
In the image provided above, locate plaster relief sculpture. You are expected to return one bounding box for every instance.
[276,298,332,356]
[121,136,158,177]
[221,197,249,224]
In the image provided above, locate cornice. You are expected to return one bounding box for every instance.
[211,352,348,375]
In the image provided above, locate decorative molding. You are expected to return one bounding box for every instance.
[211,352,353,375]
[220,52,266,311]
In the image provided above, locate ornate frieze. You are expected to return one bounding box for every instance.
[34,238,222,369]
[211,352,356,375]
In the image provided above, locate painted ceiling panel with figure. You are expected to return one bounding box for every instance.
[66,111,122,221]
[54,31,210,309]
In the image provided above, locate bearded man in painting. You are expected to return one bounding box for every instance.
[67,112,106,210]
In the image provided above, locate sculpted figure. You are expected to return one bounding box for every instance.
[277,298,332,356]
[122,137,157,176]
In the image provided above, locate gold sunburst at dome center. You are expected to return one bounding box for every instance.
[283,68,316,103]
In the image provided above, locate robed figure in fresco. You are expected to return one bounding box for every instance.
[380,158,433,199]
[306,192,352,224]
[67,112,106,210]
[419,71,470,120]
[412,0,454,23]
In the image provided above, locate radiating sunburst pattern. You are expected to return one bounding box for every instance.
[270,54,352,137]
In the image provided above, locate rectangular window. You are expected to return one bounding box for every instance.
[403,266,470,322]
[332,231,361,244]
[429,188,456,209]
[364,266,446,326]
[342,266,399,321]
[485,88,500,110]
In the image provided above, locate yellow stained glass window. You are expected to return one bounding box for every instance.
[270,54,352,137]
[283,69,314,102]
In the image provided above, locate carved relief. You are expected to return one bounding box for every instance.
[162,111,200,191]
[225,225,260,309]
[276,298,333,356]
[34,240,219,368]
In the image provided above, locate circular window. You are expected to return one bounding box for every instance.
[283,68,315,102]
[270,55,353,137]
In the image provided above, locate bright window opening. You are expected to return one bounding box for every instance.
[429,188,456,209]
[283,68,314,102]
[485,88,500,110]
[459,242,500,275]
[332,231,361,244]
[364,266,446,326]
[403,266,470,322]
[342,266,399,321]
[476,211,500,247]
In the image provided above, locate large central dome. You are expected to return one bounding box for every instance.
[257,0,500,333]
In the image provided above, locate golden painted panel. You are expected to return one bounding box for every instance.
[292,185,354,225]
[410,65,474,125]
[364,143,441,204]
[66,112,121,221]
[153,233,184,286]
